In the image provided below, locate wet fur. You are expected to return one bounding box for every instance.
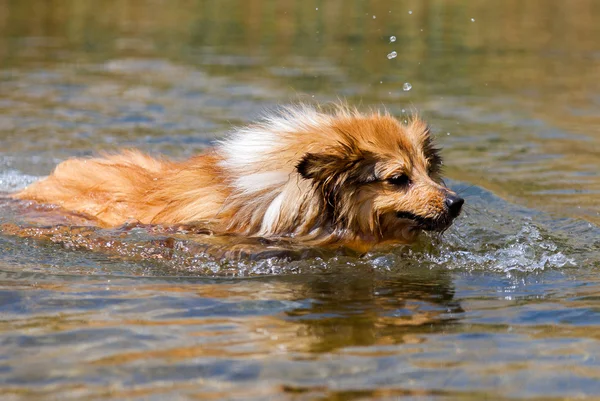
[13,105,459,252]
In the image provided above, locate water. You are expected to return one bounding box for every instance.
[1,0,600,399]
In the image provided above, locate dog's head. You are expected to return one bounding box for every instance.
[296,113,463,242]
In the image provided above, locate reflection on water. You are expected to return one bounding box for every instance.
[283,270,462,353]
[3,263,600,399]
[1,0,600,399]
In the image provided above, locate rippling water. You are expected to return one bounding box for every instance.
[1,1,600,399]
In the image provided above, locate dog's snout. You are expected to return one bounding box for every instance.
[445,193,464,218]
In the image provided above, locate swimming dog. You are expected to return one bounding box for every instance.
[13,105,463,252]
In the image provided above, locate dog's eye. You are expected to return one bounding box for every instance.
[386,174,411,187]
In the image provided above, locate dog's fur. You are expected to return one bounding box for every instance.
[13,105,462,251]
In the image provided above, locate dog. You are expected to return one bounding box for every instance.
[12,104,463,253]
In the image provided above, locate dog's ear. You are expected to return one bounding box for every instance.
[411,120,442,175]
[296,149,377,184]
[296,153,342,181]
[422,126,443,175]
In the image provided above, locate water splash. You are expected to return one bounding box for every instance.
[420,223,574,273]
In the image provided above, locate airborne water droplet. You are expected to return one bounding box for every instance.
[403,82,412,91]
[408,10,413,15]
[390,35,396,42]
[471,18,475,22]
[387,51,397,59]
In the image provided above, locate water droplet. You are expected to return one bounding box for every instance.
[408,10,413,15]
[403,82,412,91]
[315,7,318,10]
[471,18,475,22]
[373,15,376,19]
[387,51,397,59]
[379,80,383,84]
[390,35,396,42]
[401,109,406,113]
[447,132,451,136]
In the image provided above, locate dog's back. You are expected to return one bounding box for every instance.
[14,150,226,227]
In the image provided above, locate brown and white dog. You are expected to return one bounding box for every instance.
[13,105,463,252]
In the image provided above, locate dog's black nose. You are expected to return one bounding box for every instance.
[445,194,464,218]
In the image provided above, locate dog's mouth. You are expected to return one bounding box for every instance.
[395,211,452,232]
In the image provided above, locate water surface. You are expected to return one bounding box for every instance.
[1,1,600,399]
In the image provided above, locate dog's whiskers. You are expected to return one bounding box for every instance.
[456,184,478,196]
